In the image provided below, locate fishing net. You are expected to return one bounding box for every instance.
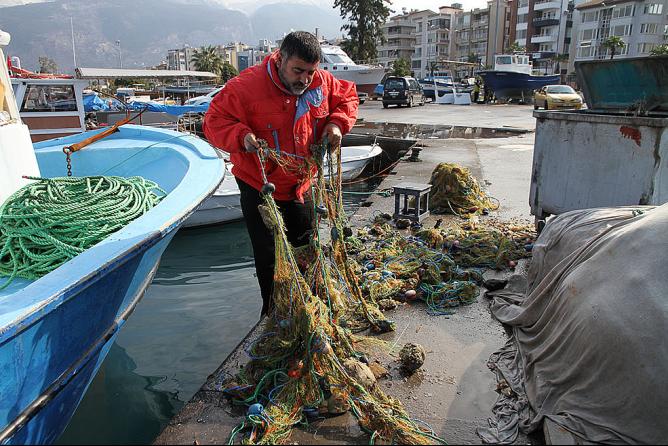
[223,142,536,444]
[0,176,164,290]
[429,162,499,216]
[224,143,445,444]
[347,217,534,317]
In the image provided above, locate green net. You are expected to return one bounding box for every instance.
[428,162,499,216]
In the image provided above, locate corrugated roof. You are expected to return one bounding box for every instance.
[75,67,218,79]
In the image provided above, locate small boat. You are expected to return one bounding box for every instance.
[0,29,225,445]
[184,144,382,228]
[479,54,559,102]
[325,144,382,181]
[419,75,454,101]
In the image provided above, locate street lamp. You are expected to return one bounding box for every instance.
[115,40,122,69]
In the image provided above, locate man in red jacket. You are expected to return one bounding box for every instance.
[204,31,358,316]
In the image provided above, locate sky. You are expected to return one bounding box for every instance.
[387,0,490,13]
[0,0,492,11]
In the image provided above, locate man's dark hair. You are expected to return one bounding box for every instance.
[279,31,321,63]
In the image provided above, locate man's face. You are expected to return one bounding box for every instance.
[277,55,319,95]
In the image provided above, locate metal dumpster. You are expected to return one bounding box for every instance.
[530,56,668,227]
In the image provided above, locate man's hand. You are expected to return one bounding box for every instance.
[322,123,342,150]
[243,132,261,153]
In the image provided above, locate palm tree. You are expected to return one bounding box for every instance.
[601,36,625,59]
[191,46,224,75]
[550,53,569,78]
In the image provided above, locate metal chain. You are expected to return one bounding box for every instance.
[63,148,73,177]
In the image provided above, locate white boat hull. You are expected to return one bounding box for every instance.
[183,168,242,228]
[184,144,382,228]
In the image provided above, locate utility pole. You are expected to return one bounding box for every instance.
[115,40,123,69]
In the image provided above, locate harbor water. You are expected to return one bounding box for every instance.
[56,180,380,445]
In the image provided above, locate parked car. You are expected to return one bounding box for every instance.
[382,76,426,108]
[184,86,224,106]
[357,91,368,104]
[533,85,583,110]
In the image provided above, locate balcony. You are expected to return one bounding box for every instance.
[531,34,558,43]
[533,1,562,11]
[533,17,560,27]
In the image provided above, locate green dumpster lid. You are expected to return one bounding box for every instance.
[575,56,668,114]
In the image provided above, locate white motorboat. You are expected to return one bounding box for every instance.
[320,46,385,96]
[184,144,382,228]
[324,144,382,181]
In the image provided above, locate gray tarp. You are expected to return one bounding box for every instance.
[477,205,668,444]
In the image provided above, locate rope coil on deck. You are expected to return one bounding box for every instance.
[0,176,164,289]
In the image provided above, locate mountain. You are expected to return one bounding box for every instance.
[0,0,345,74]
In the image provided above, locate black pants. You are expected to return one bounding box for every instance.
[237,178,313,316]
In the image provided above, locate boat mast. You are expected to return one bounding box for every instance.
[70,17,77,69]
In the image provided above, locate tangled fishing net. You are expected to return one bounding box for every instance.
[0,176,164,289]
[224,143,445,444]
[223,141,536,444]
[429,162,499,216]
[347,218,534,316]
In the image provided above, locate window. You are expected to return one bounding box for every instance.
[612,4,635,18]
[546,85,576,94]
[644,3,664,14]
[581,28,594,40]
[517,29,527,39]
[517,13,528,23]
[614,24,633,36]
[637,42,657,53]
[497,55,512,64]
[412,60,421,68]
[640,23,658,34]
[20,84,77,112]
[582,11,598,22]
[577,46,593,57]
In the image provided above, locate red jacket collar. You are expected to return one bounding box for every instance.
[264,50,323,96]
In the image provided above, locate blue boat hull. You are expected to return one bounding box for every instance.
[0,125,224,444]
[479,70,560,100]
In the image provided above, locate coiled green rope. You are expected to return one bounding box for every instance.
[0,176,165,289]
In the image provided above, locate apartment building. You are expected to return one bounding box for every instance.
[236,39,276,71]
[167,47,196,71]
[378,10,422,69]
[419,6,460,77]
[376,2,515,77]
[571,0,667,66]
[455,6,491,66]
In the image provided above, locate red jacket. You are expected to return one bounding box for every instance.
[203,51,359,202]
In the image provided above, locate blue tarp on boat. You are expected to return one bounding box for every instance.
[128,102,209,115]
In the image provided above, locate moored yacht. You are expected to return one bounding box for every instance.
[319,45,385,95]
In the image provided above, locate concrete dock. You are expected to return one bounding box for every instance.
[154,102,538,445]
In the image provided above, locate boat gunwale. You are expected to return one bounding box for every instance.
[0,125,224,344]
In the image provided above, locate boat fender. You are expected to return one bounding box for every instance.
[261,182,275,195]
[343,227,353,237]
[248,403,264,416]
[279,319,291,329]
[330,226,339,241]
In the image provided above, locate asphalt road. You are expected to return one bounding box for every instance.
[358,99,537,131]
